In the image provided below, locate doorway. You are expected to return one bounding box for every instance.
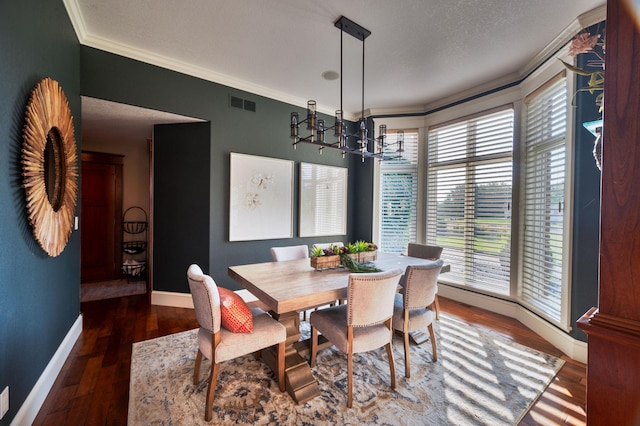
[80,151,123,282]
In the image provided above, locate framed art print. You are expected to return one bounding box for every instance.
[229,153,294,241]
[299,162,347,237]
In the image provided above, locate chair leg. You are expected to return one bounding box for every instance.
[402,310,411,378]
[403,329,411,378]
[385,341,396,389]
[310,326,318,367]
[428,323,438,361]
[205,362,220,422]
[193,350,203,384]
[277,341,285,392]
[433,295,441,320]
[347,351,353,408]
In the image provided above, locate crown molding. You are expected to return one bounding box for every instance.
[62,0,87,41]
[578,3,607,28]
[64,0,606,121]
[63,0,340,118]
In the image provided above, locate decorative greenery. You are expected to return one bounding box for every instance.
[561,30,605,112]
[310,241,378,257]
[339,253,382,273]
[310,246,326,257]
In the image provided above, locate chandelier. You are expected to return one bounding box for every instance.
[290,16,403,161]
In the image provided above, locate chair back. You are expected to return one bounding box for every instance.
[402,260,444,310]
[407,243,443,260]
[187,264,221,334]
[270,244,309,261]
[347,269,403,327]
[312,242,344,250]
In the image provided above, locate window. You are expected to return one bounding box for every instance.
[378,130,419,253]
[426,108,514,295]
[521,74,567,324]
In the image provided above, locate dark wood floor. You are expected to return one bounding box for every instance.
[33,294,586,425]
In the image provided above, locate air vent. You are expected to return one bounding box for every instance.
[229,95,256,113]
[243,100,256,112]
[229,95,244,109]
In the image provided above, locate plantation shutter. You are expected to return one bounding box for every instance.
[521,75,567,324]
[379,130,419,253]
[426,108,513,295]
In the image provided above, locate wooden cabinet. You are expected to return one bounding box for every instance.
[577,1,640,424]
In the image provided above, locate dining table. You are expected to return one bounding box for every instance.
[227,251,449,404]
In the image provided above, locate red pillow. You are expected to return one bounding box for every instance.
[218,287,253,332]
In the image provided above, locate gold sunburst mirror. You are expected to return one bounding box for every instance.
[22,77,78,257]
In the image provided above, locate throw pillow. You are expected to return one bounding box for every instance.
[218,287,253,333]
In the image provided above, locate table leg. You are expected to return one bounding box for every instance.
[261,310,321,404]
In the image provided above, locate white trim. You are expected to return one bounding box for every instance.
[63,0,344,119]
[11,315,83,426]
[150,289,257,309]
[150,290,194,309]
[438,285,587,363]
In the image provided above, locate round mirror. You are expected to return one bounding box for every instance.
[22,78,78,257]
[44,127,66,212]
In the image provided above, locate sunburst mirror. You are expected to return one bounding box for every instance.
[22,77,78,257]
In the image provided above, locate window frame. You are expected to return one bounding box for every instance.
[425,105,515,296]
[373,124,424,252]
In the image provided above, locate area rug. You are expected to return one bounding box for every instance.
[128,315,563,425]
[81,279,146,302]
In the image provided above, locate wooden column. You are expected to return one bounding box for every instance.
[577,1,640,424]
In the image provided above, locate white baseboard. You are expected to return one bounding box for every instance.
[11,314,83,426]
[150,290,258,309]
[438,285,587,363]
[150,290,194,309]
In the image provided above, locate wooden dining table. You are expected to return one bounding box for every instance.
[227,251,448,404]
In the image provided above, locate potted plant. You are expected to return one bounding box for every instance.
[310,244,341,270]
[355,240,378,262]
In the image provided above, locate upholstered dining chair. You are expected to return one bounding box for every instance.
[270,244,309,261]
[187,264,286,421]
[309,268,404,407]
[406,243,444,319]
[393,260,444,378]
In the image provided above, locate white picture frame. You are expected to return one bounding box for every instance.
[229,153,294,241]
[299,162,348,237]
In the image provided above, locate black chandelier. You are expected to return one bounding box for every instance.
[290,16,403,161]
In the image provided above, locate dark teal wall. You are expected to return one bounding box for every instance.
[80,46,359,290]
[0,1,81,424]
[569,24,604,341]
[153,122,211,292]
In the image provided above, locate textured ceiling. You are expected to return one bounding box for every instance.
[68,0,605,141]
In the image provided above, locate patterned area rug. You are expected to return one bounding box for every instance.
[128,315,563,425]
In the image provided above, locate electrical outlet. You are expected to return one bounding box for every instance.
[0,386,8,419]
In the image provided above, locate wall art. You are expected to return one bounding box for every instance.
[229,153,294,241]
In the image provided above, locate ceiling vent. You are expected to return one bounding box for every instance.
[229,95,256,112]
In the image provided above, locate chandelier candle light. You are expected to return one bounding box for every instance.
[290,16,403,162]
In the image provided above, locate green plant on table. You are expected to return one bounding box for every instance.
[339,253,382,273]
[310,246,325,257]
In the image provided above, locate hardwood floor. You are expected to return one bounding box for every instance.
[33,295,586,425]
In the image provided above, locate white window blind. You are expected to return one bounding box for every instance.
[426,108,514,294]
[379,130,419,253]
[299,163,347,237]
[521,75,567,324]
